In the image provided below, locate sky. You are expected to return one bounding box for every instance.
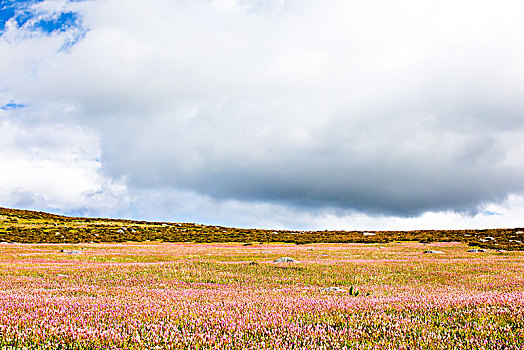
[1,0,524,230]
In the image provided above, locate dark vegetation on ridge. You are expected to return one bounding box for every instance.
[0,207,523,250]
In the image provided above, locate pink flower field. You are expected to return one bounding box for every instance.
[0,242,523,349]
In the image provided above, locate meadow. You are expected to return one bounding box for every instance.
[1,241,523,349]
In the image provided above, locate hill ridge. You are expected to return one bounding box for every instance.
[0,206,523,250]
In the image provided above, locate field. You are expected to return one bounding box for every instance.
[1,241,523,349]
[1,208,524,349]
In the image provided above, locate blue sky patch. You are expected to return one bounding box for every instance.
[482,211,502,216]
[0,5,15,32]
[35,11,80,33]
[1,0,45,32]
[1,0,84,35]
[1,102,27,110]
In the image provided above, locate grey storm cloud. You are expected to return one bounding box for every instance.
[3,0,524,218]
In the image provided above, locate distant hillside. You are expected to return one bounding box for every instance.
[0,207,523,250]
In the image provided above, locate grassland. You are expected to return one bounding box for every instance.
[1,241,523,349]
[1,207,523,349]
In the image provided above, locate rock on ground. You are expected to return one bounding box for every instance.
[321,287,347,292]
[60,250,82,254]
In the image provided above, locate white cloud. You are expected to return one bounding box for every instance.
[2,0,524,228]
[0,108,129,216]
[124,188,524,230]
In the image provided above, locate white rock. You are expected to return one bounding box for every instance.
[467,249,487,253]
[274,257,296,263]
[60,250,82,255]
[321,287,347,292]
[363,232,376,236]
[423,250,444,254]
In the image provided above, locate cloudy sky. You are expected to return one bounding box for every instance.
[2,0,524,230]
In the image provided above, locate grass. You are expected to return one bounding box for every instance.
[0,241,523,349]
[1,207,523,348]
